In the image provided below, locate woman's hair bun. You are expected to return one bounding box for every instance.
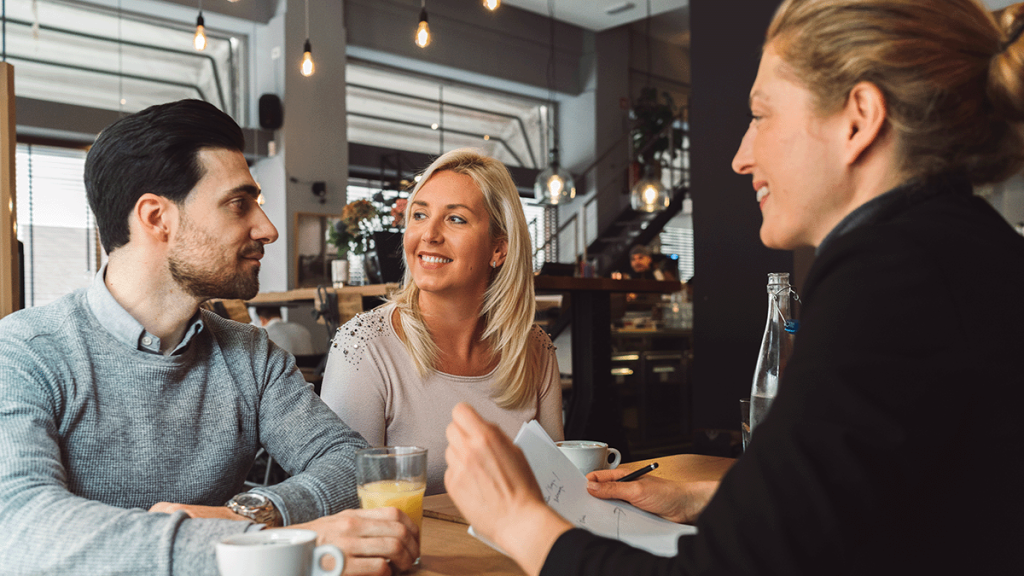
[989,3,1024,123]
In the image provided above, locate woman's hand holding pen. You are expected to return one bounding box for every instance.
[585,469,719,525]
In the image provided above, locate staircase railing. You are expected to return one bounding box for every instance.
[530,112,689,271]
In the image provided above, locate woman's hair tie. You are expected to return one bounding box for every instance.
[1000,13,1024,53]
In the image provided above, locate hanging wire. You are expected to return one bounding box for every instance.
[646,0,652,88]
[546,0,557,152]
[438,85,444,154]
[118,0,124,116]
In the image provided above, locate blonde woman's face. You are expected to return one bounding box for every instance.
[404,170,506,298]
[731,44,852,249]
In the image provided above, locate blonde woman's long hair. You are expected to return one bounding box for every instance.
[389,148,538,409]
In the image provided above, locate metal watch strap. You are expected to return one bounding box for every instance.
[226,493,283,528]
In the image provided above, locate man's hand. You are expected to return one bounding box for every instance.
[290,508,419,576]
[148,502,249,522]
[585,469,719,525]
[152,502,418,576]
[444,403,572,576]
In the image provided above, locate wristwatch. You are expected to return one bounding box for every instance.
[226,493,283,527]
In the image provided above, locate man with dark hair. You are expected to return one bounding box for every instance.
[254,304,316,356]
[0,100,417,575]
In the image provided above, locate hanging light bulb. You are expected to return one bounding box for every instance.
[534,147,576,205]
[483,0,501,10]
[630,163,670,212]
[193,11,207,51]
[301,39,315,76]
[416,1,432,48]
[300,0,315,76]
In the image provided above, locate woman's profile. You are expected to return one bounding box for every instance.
[442,1,1024,574]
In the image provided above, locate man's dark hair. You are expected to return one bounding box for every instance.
[254,305,283,320]
[84,99,246,253]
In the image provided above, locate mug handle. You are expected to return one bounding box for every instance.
[312,544,344,576]
[607,448,621,470]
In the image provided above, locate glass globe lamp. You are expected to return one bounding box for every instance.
[535,148,576,205]
[630,163,670,212]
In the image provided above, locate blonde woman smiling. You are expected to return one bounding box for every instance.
[321,149,563,494]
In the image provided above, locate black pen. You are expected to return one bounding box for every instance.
[616,462,658,482]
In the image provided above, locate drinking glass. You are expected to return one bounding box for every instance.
[355,447,427,566]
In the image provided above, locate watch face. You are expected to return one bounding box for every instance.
[234,493,267,509]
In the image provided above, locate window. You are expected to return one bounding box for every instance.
[660,220,694,282]
[5,0,245,121]
[15,143,104,308]
[347,61,548,170]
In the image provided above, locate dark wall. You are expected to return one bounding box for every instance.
[689,1,793,430]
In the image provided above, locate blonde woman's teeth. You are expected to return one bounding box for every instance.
[421,255,452,263]
[756,186,769,202]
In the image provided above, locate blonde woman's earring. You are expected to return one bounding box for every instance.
[491,261,497,268]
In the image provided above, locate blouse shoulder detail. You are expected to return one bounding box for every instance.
[329,305,393,369]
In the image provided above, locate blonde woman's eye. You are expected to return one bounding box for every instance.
[412,211,427,220]
[449,215,467,224]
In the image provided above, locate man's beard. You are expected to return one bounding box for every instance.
[167,220,263,301]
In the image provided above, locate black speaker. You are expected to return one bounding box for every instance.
[258,94,283,130]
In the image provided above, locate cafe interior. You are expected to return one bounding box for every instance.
[2,0,1024,467]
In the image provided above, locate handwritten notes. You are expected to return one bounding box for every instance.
[471,420,695,557]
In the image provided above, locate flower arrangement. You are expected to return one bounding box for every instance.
[326,195,407,258]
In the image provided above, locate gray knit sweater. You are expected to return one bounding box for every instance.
[0,278,368,575]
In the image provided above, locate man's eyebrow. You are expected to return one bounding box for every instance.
[233,184,261,198]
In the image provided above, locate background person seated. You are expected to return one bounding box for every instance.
[255,305,316,356]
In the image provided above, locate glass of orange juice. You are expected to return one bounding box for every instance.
[355,446,427,566]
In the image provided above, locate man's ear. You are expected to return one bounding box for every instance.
[842,81,888,167]
[133,193,177,245]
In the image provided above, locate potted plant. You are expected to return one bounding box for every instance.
[630,87,685,184]
[326,196,407,286]
[326,199,383,286]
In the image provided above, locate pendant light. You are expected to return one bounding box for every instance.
[193,0,206,51]
[483,0,501,10]
[300,0,315,76]
[535,147,575,205]
[415,0,431,48]
[629,0,669,213]
[535,0,575,205]
[300,8,314,76]
[630,163,670,212]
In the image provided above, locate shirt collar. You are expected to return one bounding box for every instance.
[86,266,205,355]
[816,172,971,255]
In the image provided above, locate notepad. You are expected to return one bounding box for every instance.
[469,420,695,557]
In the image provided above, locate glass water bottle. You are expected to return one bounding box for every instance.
[749,272,798,437]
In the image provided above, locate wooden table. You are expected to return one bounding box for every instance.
[420,453,736,574]
[419,516,525,575]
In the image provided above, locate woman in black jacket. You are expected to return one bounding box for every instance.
[443,1,1024,575]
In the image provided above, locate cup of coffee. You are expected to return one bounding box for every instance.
[556,440,622,475]
[216,528,343,576]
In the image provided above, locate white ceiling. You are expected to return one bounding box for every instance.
[502,0,688,33]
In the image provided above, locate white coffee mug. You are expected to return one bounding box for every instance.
[556,440,622,475]
[216,528,343,576]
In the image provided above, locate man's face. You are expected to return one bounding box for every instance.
[630,253,652,274]
[167,148,278,301]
